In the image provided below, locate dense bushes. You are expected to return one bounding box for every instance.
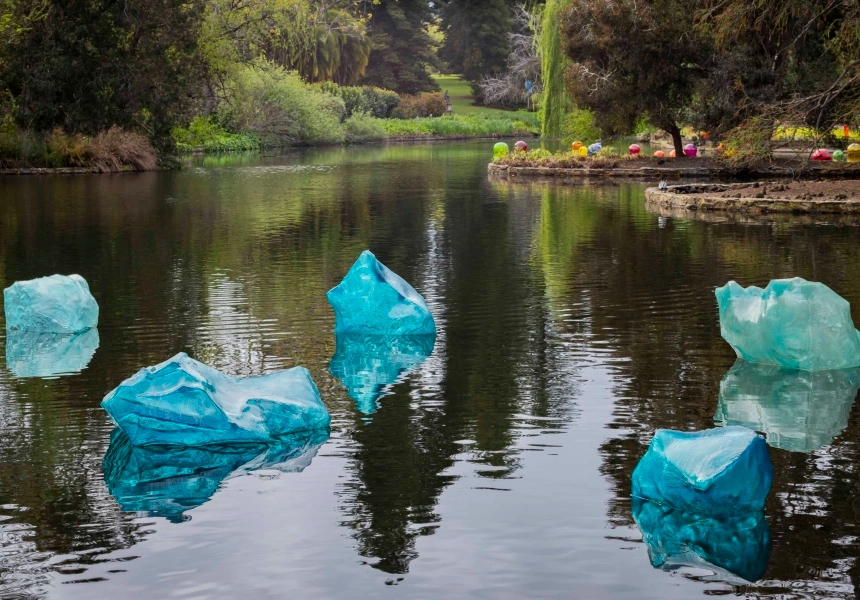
[317,83,401,119]
[393,93,449,118]
[0,124,158,170]
[344,113,388,143]
[381,114,535,137]
[172,117,261,153]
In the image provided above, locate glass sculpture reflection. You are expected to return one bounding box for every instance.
[715,360,860,453]
[715,278,860,371]
[329,333,435,414]
[631,426,772,518]
[103,428,329,521]
[632,498,772,584]
[5,328,99,378]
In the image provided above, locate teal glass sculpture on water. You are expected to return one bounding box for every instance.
[5,329,99,378]
[4,274,98,333]
[632,498,772,584]
[103,428,328,520]
[715,278,860,371]
[632,426,772,518]
[326,250,436,335]
[101,353,330,446]
[715,360,860,453]
[329,333,436,414]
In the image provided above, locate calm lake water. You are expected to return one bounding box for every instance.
[2,141,860,599]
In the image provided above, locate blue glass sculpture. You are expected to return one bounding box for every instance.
[326,250,436,335]
[715,360,860,453]
[633,498,771,584]
[4,274,99,333]
[101,353,331,446]
[103,428,328,521]
[715,278,860,371]
[329,333,435,414]
[631,426,772,518]
[5,328,99,378]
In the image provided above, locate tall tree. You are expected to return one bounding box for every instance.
[359,0,439,94]
[562,0,710,156]
[440,0,512,83]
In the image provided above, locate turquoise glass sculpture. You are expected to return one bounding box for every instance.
[631,426,772,517]
[326,250,436,335]
[715,360,860,453]
[4,274,98,333]
[5,329,99,378]
[715,278,860,371]
[633,498,771,584]
[103,428,328,520]
[329,333,435,414]
[101,353,330,446]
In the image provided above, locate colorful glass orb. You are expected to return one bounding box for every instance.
[571,141,584,151]
[684,143,698,157]
[493,142,509,159]
[833,150,846,162]
[654,151,666,158]
[578,146,588,157]
[514,141,528,152]
[629,144,641,155]
[669,149,677,158]
[847,143,860,163]
[811,148,832,161]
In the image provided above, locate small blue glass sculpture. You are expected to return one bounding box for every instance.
[632,498,771,584]
[715,278,860,371]
[5,328,100,378]
[101,353,330,446]
[4,274,99,333]
[329,333,436,414]
[715,360,860,453]
[631,426,772,518]
[103,428,328,520]
[326,250,436,335]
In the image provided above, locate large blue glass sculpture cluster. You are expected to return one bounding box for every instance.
[715,278,860,371]
[632,426,772,518]
[326,250,436,335]
[4,274,99,333]
[101,353,331,446]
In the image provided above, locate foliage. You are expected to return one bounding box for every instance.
[0,0,206,153]
[539,0,570,137]
[479,6,542,108]
[172,117,261,153]
[381,114,535,137]
[562,109,600,142]
[0,125,157,171]
[317,83,401,119]
[359,0,440,94]
[562,0,710,156]
[440,0,512,83]
[224,60,346,145]
[392,93,449,119]
[494,147,636,167]
[343,113,388,143]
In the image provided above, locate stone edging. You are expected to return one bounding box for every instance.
[487,162,712,180]
[644,182,860,214]
[0,167,105,176]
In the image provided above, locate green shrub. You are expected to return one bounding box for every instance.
[381,114,534,137]
[562,109,600,142]
[317,83,401,119]
[392,93,449,119]
[172,116,261,153]
[344,113,387,144]
[227,60,345,145]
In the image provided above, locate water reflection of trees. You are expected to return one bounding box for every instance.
[528,181,860,593]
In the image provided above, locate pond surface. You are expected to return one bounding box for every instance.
[2,141,860,599]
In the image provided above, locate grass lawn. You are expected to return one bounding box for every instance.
[432,74,536,118]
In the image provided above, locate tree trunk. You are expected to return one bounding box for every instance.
[668,123,685,158]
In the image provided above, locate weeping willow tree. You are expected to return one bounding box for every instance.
[539,0,570,137]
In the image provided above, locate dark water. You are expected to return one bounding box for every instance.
[2,141,860,599]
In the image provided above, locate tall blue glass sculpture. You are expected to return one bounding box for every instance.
[329,333,435,414]
[326,250,436,335]
[4,274,98,333]
[715,360,860,453]
[632,426,772,518]
[715,278,860,371]
[101,353,330,446]
[633,498,772,584]
[5,329,100,378]
[103,428,328,520]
